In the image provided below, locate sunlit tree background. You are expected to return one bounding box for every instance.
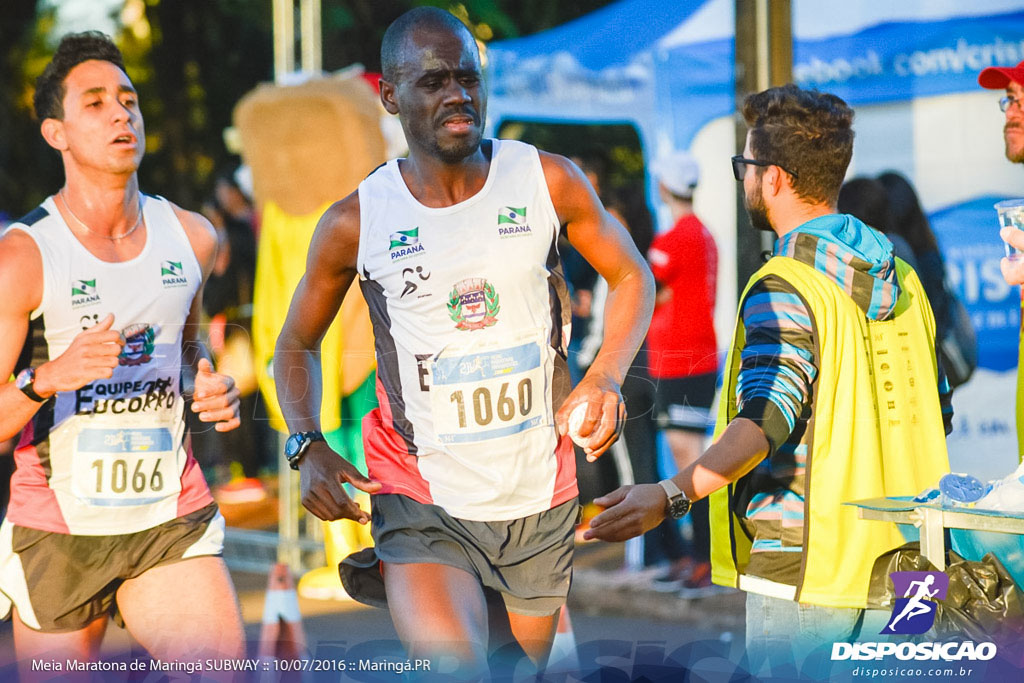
[1,0,622,217]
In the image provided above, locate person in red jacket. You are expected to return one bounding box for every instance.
[645,151,720,595]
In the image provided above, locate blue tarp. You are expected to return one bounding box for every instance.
[489,0,701,72]
[488,0,1024,149]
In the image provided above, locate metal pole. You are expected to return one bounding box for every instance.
[272,0,297,570]
[277,432,302,571]
[270,1,325,574]
[273,0,295,82]
[299,0,322,74]
[754,0,770,92]
[734,0,793,294]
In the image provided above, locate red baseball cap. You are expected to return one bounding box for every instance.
[979,60,1024,89]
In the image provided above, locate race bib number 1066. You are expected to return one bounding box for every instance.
[72,427,182,506]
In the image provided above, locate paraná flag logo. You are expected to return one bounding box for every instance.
[72,279,96,297]
[390,228,419,250]
[498,207,526,226]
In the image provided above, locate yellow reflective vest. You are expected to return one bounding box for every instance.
[1017,299,1024,460]
[710,256,950,608]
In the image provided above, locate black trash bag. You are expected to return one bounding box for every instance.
[939,550,1024,644]
[866,541,935,610]
[866,541,1024,645]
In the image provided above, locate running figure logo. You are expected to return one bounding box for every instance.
[881,571,949,635]
[401,266,431,298]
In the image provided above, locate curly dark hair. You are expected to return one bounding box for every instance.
[34,31,126,121]
[742,84,854,205]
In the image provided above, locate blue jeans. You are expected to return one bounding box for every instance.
[744,591,891,680]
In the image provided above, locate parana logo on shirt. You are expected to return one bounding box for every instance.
[71,279,101,308]
[498,206,531,238]
[389,227,425,261]
[161,261,188,288]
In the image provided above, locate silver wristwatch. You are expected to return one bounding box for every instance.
[658,478,692,519]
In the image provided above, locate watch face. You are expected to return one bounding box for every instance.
[284,433,303,458]
[669,497,691,519]
[16,368,34,391]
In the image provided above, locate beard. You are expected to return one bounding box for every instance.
[744,176,774,232]
[405,105,485,164]
[431,127,483,163]
[1006,123,1024,164]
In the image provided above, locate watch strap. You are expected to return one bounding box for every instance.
[658,478,682,500]
[286,430,325,470]
[16,368,47,403]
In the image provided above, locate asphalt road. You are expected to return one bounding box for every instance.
[0,565,743,681]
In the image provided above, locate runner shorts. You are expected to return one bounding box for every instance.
[0,503,224,632]
[341,494,578,617]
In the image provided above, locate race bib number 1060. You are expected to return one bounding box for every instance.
[430,339,550,445]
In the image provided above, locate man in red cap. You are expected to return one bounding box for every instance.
[979,60,1024,284]
[980,61,1024,459]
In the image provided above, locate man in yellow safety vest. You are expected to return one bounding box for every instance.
[584,84,952,676]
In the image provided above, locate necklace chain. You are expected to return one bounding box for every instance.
[59,189,143,241]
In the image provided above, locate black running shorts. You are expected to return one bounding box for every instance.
[341,494,578,617]
[0,503,224,632]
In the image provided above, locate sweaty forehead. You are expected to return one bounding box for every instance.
[399,27,478,75]
[65,59,134,93]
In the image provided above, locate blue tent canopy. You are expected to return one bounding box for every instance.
[487,0,1024,153]
[490,0,704,73]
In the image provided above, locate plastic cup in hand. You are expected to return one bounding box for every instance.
[995,199,1024,260]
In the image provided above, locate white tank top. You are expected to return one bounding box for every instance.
[356,139,577,521]
[5,195,213,535]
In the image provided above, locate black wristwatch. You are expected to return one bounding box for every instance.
[658,478,692,519]
[284,430,325,470]
[15,367,48,403]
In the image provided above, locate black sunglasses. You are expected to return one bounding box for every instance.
[731,155,799,181]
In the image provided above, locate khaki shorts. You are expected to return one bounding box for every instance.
[341,494,578,617]
[0,503,224,632]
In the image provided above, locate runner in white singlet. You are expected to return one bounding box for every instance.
[355,138,577,522]
[275,8,655,679]
[0,32,244,673]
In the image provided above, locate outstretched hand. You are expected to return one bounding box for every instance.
[192,357,241,432]
[582,483,668,543]
[299,442,383,523]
